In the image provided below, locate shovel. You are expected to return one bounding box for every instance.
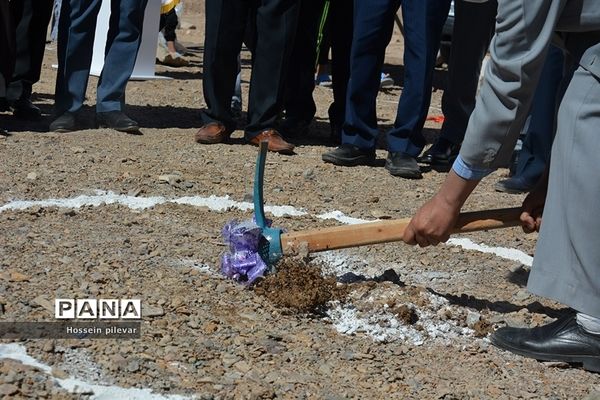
[252,142,521,265]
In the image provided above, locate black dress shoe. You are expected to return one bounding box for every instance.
[49,112,78,132]
[322,144,376,166]
[491,314,600,372]
[11,97,42,120]
[419,137,460,171]
[0,97,10,112]
[385,152,422,179]
[96,111,139,133]
[495,176,535,194]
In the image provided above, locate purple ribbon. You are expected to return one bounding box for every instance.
[220,219,269,284]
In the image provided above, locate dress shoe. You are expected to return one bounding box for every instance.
[0,97,10,112]
[491,314,600,372]
[11,97,42,120]
[322,144,376,166]
[195,122,230,144]
[495,176,535,194]
[419,137,460,171]
[385,152,422,179]
[248,129,295,154]
[96,111,139,133]
[49,112,78,132]
[279,117,311,138]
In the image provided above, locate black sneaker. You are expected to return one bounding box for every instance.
[385,152,422,179]
[49,111,78,132]
[419,137,460,171]
[322,144,376,166]
[96,111,140,133]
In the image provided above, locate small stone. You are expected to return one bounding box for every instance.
[32,296,54,313]
[128,188,143,197]
[26,172,38,180]
[9,272,30,282]
[143,305,165,317]
[184,181,194,188]
[70,146,86,154]
[158,174,182,185]
[0,384,19,396]
[233,360,251,374]
[51,367,69,379]
[371,209,392,219]
[42,341,55,353]
[127,359,140,372]
[302,168,315,180]
[466,311,481,328]
[514,289,531,302]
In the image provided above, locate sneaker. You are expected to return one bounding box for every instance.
[380,72,394,89]
[315,74,332,87]
[322,144,376,166]
[385,152,422,179]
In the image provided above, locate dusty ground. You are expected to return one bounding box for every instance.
[1,3,600,399]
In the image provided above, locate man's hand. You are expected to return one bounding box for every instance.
[403,170,480,247]
[520,169,549,233]
[403,194,460,247]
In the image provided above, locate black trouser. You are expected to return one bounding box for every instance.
[7,0,53,102]
[439,0,497,145]
[283,0,325,124]
[0,0,15,96]
[327,0,353,136]
[159,8,178,43]
[201,0,300,137]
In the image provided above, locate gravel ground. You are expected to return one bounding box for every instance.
[1,3,600,399]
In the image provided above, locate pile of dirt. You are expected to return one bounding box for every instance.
[254,258,348,314]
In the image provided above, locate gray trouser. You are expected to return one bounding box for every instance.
[528,62,600,318]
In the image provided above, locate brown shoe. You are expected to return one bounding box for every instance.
[248,129,295,155]
[195,122,229,144]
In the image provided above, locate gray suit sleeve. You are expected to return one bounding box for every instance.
[459,0,566,169]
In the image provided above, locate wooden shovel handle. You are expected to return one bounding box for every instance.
[281,207,522,254]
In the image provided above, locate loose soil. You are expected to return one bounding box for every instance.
[1,2,599,399]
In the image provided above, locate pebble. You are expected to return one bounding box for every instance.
[143,305,165,317]
[26,172,38,180]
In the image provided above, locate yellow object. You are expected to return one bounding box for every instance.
[161,0,180,14]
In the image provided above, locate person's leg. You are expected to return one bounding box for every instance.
[281,0,323,135]
[200,0,247,133]
[438,0,496,147]
[421,0,497,168]
[95,0,148,114]
[387,0,451,156]
[503,45,565,187]
[0,0,15,131]
[383,0,450,178]
[328,0,353,143]
[54,0,102,116]
[339,0,399,151]
[245,0,300,138]
[491,63,600,372]
[7,0,53,119]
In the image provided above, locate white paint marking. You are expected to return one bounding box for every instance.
[0,191,532,265]
[447,237,533,267]
[0,343,193,400]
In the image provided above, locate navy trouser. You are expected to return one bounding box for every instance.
[514,45,565,183]
[55,0,148,114]
[342,0,451,156]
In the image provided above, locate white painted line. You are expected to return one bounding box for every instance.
[0,343,193,400]
[0,191,532,266]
